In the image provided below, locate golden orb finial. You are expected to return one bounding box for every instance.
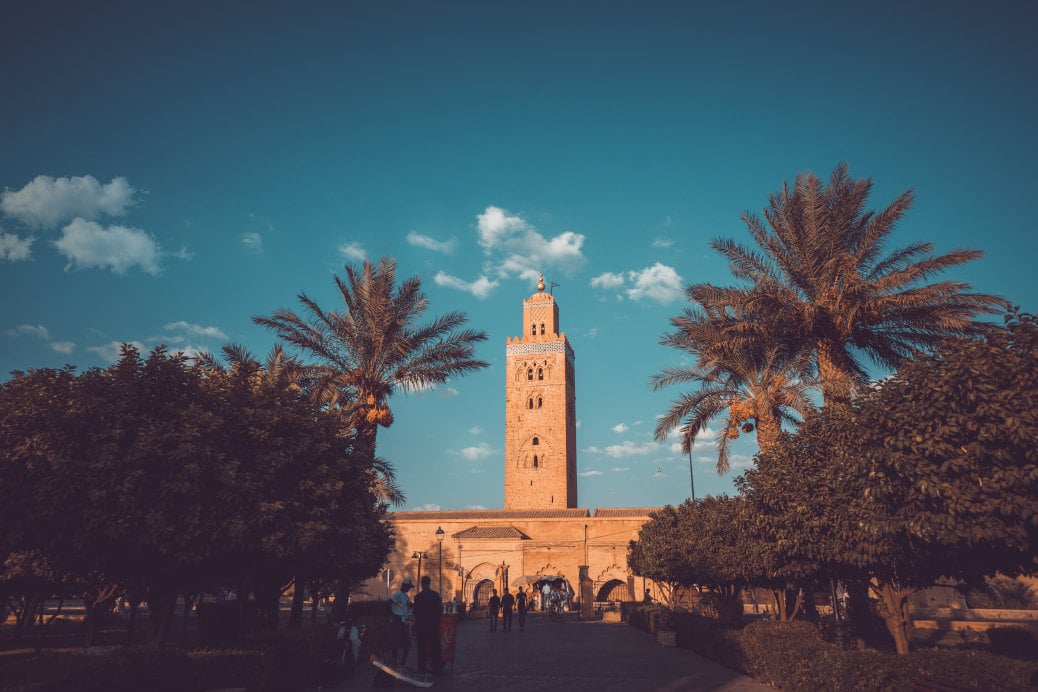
[537,272,545,292]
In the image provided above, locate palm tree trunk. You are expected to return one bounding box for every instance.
[817,342,853,407]
[754,411,783,457]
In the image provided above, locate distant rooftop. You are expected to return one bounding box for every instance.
[389,509,591,520]
[388,507,660,521]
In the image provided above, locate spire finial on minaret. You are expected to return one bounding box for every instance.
[537,272,545,292]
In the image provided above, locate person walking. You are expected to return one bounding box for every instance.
[488,589,501,632]
[389,578,414,666]
[516,586,527,632]
[501,587,515,633]
[412,576,443,674]
[542,582,552,613]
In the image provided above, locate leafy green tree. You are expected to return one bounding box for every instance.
[1,345,393,645]
[628,497,796,622]
[253,257,489,502]
[693,163,1004,407]
[741,311,1038,653]
[653,304,815,473]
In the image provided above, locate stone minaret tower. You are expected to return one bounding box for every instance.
[503,274,577,509]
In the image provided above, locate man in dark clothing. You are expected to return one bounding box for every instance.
[501,587,515,633]
[412,576,443,674]
[487,589,500,632]
[516,586,527,631]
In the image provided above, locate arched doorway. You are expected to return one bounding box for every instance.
[596,579,631,603]
[472,579,495,608]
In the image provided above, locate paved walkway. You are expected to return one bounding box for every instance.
[320,612,768,691]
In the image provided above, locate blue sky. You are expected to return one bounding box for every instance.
[2,2,1035,511]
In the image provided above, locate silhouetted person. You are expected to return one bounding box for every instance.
[516,586,527,631]
[389,578,414,665]
[488,589,500,632]
[413,576,443,674]
[501,587,515,633]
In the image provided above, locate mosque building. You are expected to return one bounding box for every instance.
[362,276,662,613]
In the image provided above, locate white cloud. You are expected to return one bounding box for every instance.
[7,324,50,339]
[164,321,228,341]
[1,175,135,229]
[477,206,527,249]
[415,503,441,511]
[434,271,499,299]
[586,327,598,338]
[474,206,586,279]
[0,232,33,261]
[406,231,456,253]
[579,470,603,477]
[440,387,460,397]
[729,454,754,471]
[54,218,160,275]
[339,242,366,261]
[468,426,482,436]
[465,504,488,510]
[590,272,625,290]
[611,466,631,472]
[240,232,263,252]
[459,443,493,461]
[87,340,148,363]
[625,263,683,304]
[585,440,659,458]
[652,238,674,248]
[50,341,76,354]
[611,423,628,433]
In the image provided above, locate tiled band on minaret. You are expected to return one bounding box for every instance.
[503,274,577,509]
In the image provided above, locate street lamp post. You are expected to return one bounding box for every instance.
[435,527,445,596]
[412,551,427,588]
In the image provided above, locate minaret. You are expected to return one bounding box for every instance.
[503,274,577,509]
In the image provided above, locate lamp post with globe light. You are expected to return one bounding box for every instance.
[435,527,445,595]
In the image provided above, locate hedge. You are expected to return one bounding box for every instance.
[622,604,1038,690]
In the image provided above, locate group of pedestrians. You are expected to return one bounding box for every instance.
[486,585,528,632]
[388,575,444,675]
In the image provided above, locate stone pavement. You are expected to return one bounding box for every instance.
[318,612,768,691]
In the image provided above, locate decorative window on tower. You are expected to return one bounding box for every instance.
[533,455,539,467]
[527,368,534,380]
[532,437,539,445]
[528,398,534,409]
[537,368,543,380]
[537,397,542,408]
[531,324,536,336]
[540,323,545,335]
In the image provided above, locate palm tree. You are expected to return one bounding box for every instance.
[653,305,815,475]
[253,257,489,474]
[194,343,407,506]
[693,163,1005,407]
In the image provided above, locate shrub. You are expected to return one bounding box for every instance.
[987,626,1038,659]
[672,612,746,672]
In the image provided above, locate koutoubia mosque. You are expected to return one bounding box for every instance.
[361,276,661,613]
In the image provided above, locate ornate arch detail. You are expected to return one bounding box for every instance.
[595,564,630,584]
[534,563,563,578]
[467,561,502,582]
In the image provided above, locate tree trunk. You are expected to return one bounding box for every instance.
[843,579,874,649]
[33,598,63,655]
[287,577,305,628]
[82,585,119,648]
[873,580,914,655]
[817,341,853,407]
[147,590,178,647]
[253,577,283,631]
[754,411,783,457]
